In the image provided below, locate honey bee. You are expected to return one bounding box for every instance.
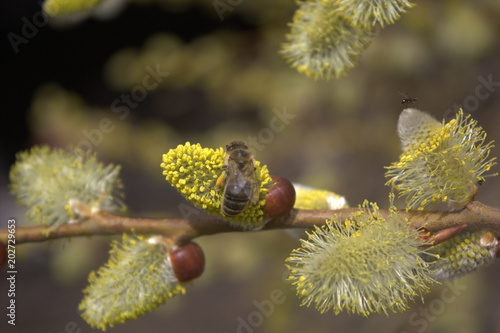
[216,141,260,217]
[399,91,418,105]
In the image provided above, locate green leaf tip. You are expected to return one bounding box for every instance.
[160,142,273,229]
[386,109,497,210]
[9,145,124,229]
[79,234,186,331]
[287,198,435,316]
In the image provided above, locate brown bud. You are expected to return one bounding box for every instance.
[416,227,435,246]
[488,234,500,258]
[168,242,205,282]
[264,176,296,219]
[432,225,467,246]
[417,225,468,247]
[480,231,496,247]
[0,241,6,269]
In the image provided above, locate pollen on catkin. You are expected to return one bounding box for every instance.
[423,230,498,282]
[385,109,497,210]
[281,0,373,80]
[336,0,415,27]
[79,234,186,331]
[293,183,348,210]
[160,142,273,229]
[9,145,124,229]
[286,199,435,316]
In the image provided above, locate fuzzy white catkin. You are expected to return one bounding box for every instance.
[397,108,441,151]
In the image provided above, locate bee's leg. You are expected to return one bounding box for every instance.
[216,166,228,187]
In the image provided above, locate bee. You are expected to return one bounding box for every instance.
[216,141,260,217]
[399,91,418,105]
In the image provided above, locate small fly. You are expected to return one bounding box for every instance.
[399,91,418,105]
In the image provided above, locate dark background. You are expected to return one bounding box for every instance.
[1,0,500,332]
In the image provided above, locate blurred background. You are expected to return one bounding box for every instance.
[1,0,500,332]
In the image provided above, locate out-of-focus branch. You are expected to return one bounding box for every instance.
[1,200,499,245]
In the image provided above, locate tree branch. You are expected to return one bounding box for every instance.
[2,200,500,246]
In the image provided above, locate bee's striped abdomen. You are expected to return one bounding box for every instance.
[221,185,249,217]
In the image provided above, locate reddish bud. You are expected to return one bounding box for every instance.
[169,242,205,282]
[264,176,296,219]
[417,225,468,247]
[478,231,499,258]
[416,227,435,245]
[432,225,467,246]
[480,231,496,247]
[485,233,500,258]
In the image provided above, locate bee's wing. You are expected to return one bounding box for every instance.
[225,161,244,190]
[243,170,260,204]
[228,162,260,204]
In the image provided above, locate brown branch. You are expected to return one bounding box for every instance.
[1,200,500,245]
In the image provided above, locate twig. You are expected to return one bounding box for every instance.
[1,200,500,245]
